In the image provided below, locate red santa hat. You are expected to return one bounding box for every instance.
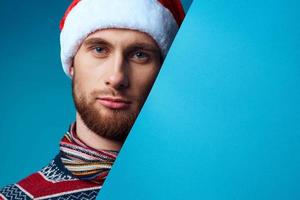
[60,0,185,76]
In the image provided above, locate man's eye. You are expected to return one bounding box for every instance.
[135,51,146,58]
[90,46,109,57]
[94,47,105,53]
[132,51,149,62]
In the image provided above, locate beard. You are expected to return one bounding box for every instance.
[72,80,139,142]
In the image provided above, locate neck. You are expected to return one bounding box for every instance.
[75,113,123,151]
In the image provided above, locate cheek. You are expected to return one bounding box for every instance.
[132,67,160,98]
[73,60,104,92]
[73,72,94,101]
[74,50,105,78]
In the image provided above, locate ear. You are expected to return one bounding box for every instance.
[69,66,74,78]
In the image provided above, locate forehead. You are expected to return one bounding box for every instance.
[83,28,160,49]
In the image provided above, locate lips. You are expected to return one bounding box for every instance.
[96,97,131,110]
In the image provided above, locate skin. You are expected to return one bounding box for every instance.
[69,28,162,151]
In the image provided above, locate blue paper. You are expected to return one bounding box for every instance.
[98,0,300,199]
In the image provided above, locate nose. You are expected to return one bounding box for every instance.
[105,53,129,90]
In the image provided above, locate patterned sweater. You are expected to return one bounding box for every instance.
[0,124,118,200]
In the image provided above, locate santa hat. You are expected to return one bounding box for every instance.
[60,0,185,76]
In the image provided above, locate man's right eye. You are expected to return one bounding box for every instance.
[91,46,108,57]
[95,47,105,53]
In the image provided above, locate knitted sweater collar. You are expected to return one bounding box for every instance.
[59,123,118,184]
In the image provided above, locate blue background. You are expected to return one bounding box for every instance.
[0,0,193,188]
[0,0,71,186]
[1,0,300,200]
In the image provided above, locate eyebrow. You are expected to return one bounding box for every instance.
[83,38,112,48]
[128,42,160,53]
[83,38,160,53]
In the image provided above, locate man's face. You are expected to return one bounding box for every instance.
[70,29,162,142]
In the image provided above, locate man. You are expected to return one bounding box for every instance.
[0,0,185,199]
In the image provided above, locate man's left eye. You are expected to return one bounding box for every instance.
[134,51,146,58]
[132,51,149,62]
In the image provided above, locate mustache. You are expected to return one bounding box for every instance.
[91,89,139,101]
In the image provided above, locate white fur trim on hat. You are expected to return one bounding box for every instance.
[60,0,179,76]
